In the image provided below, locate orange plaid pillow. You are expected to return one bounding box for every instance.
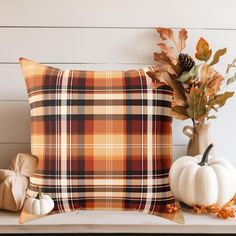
[19,58,183,224]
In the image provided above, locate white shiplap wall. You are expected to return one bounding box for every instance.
[0,0,236,168]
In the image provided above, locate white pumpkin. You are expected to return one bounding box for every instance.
[170,144,236,207]
[25,190,54,215]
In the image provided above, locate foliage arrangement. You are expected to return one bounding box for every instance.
[147,28,236,125]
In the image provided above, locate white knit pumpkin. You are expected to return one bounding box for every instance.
[25,190,54,215]
[170,144,236,207]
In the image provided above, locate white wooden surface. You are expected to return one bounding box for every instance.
[1,210,236,234]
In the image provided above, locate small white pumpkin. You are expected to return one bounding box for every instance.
[25,189,54,215]
[170,144,236,207]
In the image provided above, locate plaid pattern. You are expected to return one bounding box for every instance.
[20,58,182,223]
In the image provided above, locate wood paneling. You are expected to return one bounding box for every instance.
[0,28,235,66]
[0,101,30,143]
[0,0,236,29]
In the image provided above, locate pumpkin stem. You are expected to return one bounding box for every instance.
[199,143,214,166]
[36,186,42,199]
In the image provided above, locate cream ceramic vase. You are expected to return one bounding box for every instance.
[183,123,213,156]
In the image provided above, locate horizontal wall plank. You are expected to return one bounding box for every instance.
[0,143,185,169]
[0,28,236,65]
[0,143,30,168]
[0,64,27,100]
[0,28,155,63]
[0,101,30,143]
[0,0,236,29]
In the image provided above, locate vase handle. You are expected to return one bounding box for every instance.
[183,126,194,140]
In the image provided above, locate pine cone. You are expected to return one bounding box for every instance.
[178,54,195,71]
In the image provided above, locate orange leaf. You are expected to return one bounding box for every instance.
[153,52,178,75]
[157,43,178,65]
[146,71,168,89]
[154,51,172,66]
[178,28,188,52]
[206,72,224,97]
[199,63,215,84]
[156,27,174,41]
[191,86,201,95]
[195,37,212,62]
[147,71,186,106]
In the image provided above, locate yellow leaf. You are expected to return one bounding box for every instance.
[195,37,212,62]
[208,92,234,110]
[187,88,207,121]
[171,106,189,120]
[209,48,227,66]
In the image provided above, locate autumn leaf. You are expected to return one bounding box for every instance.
[157,27,188,54]
[209,48,227,66]
[177,28,188,52]
[195,37,212,62]
[186,87,207,120]
[154,51,172,65]
[177,65,200,83]
[161,64,178,75]
[208,91,234,111]
[156,27,174,41]
[157,43,178,65]
[165,76,187,107]
[205,71,224,98]
[171,106,189,120]
[154,52,177,75]
[198,64,223,97]
[191,87,201,95]
[226,58,236,74]
[226,72,236,86]
[177,71,191,83]
[146,71,167,89]
[207,115,217,120]
[199,63,215,84]
[147,70,186,106]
